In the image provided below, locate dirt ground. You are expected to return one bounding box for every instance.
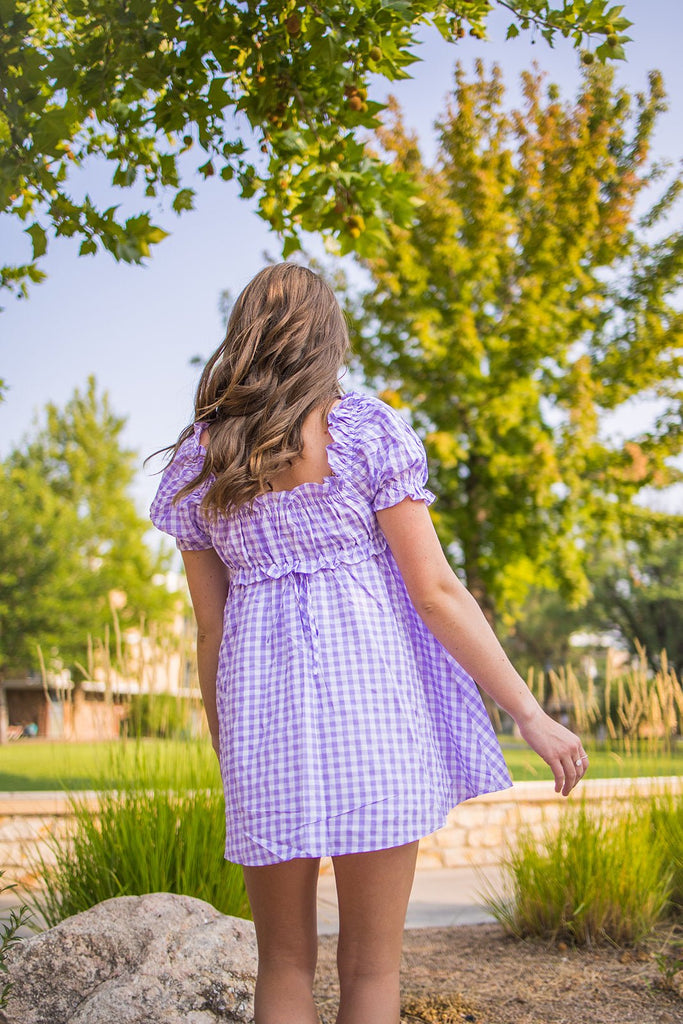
[313,922,683,1024]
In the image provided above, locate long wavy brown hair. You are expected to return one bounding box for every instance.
[161,263,350,516]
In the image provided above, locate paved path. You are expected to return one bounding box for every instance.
[318,864,502,934]
[1,864,503,939]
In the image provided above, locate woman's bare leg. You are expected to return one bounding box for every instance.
[333,841,418,1024]
[242,857,321,1024]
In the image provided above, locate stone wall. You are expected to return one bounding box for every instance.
[1,777,682,887]
[414,775,683,870]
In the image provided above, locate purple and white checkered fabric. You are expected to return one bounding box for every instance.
[150,391,512,865]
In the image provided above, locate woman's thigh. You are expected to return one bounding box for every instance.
[332,841,419,972]
[242,857,321,972]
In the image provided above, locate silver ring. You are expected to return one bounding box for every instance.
[575,759,583,766]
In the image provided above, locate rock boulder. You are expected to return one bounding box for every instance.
[0,892,257,1024]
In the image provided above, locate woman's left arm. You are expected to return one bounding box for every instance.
[376,498,588,796]
[181,548,230,756]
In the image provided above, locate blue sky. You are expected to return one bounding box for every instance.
[1,1,681,519]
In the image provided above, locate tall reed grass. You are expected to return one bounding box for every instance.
[479,794,680,947]
[29,740,250,928]
[527,644,683,756]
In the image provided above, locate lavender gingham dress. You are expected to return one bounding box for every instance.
[150,391,512,865]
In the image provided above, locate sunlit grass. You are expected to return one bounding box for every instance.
[0,738,218,792]
[2,736,681,792]
[502,737,683,783]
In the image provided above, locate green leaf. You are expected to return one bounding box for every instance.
[282,234,301,258]
[207,76,229,109]
[274,130,308,157]
[0,111,11,146]
[172,188,195,213]
[146,226,169,245]
[25,223,47,259]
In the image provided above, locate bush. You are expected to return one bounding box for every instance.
[480,797,676,946]
[30,740,250,927]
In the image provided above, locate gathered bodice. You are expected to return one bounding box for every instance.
[150,391,435,585]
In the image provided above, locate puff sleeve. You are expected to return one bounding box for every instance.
[149,429,214,551]
[356,397,436,512]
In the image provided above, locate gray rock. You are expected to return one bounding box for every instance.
[0,892,257,1024]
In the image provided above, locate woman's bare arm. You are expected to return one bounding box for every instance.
[376,498,588,796]
[181,548,230,754]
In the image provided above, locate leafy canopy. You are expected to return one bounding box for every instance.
[1,1,631,296]
[345,62,683,626]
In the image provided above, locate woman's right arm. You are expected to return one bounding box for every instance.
[181,548,230,756]
[376,497,588,796]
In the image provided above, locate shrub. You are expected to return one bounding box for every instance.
[480,798,674,946]
[29,740,250,927]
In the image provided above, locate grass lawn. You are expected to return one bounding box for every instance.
[0,738,221,792]
[500,736,683,784]
[0,737,681,791]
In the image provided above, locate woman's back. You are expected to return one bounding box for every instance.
[151,390,512,866]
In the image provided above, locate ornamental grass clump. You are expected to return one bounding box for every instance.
[480,799,674,947]
[650,792,683,916]
[30,740,250,928]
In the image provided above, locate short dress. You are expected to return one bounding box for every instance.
[150,390,512,866]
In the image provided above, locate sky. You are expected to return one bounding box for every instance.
[1,0,681,522]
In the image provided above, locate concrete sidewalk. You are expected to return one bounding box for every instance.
[317,864,502,934]
[1,864,503,939]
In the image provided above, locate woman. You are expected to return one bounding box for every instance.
[151,262,588,1024]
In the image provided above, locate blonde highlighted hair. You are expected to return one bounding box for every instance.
[163,263,350,515]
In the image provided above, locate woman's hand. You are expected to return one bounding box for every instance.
[515,706,589,796]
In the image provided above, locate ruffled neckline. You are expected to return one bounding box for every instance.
[191,390,362,515]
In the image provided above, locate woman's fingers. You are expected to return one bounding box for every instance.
[559,754,579,796]
[548,757,564,794]
[546,745,588,796]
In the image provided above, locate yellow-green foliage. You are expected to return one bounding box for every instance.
[480,793,680,947]
[528,645,683,755]
[30,740,250,928]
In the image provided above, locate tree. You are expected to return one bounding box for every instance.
[589,514,683,672]
[502,586,593,677]
[344,62,683,627]
[1,1,631,297]
[0,377,174,675]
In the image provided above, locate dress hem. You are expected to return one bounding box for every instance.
[224,775,514,867]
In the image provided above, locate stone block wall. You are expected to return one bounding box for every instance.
[414,775,683,870]
[1,777,681,887]
[0,792,98,887]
